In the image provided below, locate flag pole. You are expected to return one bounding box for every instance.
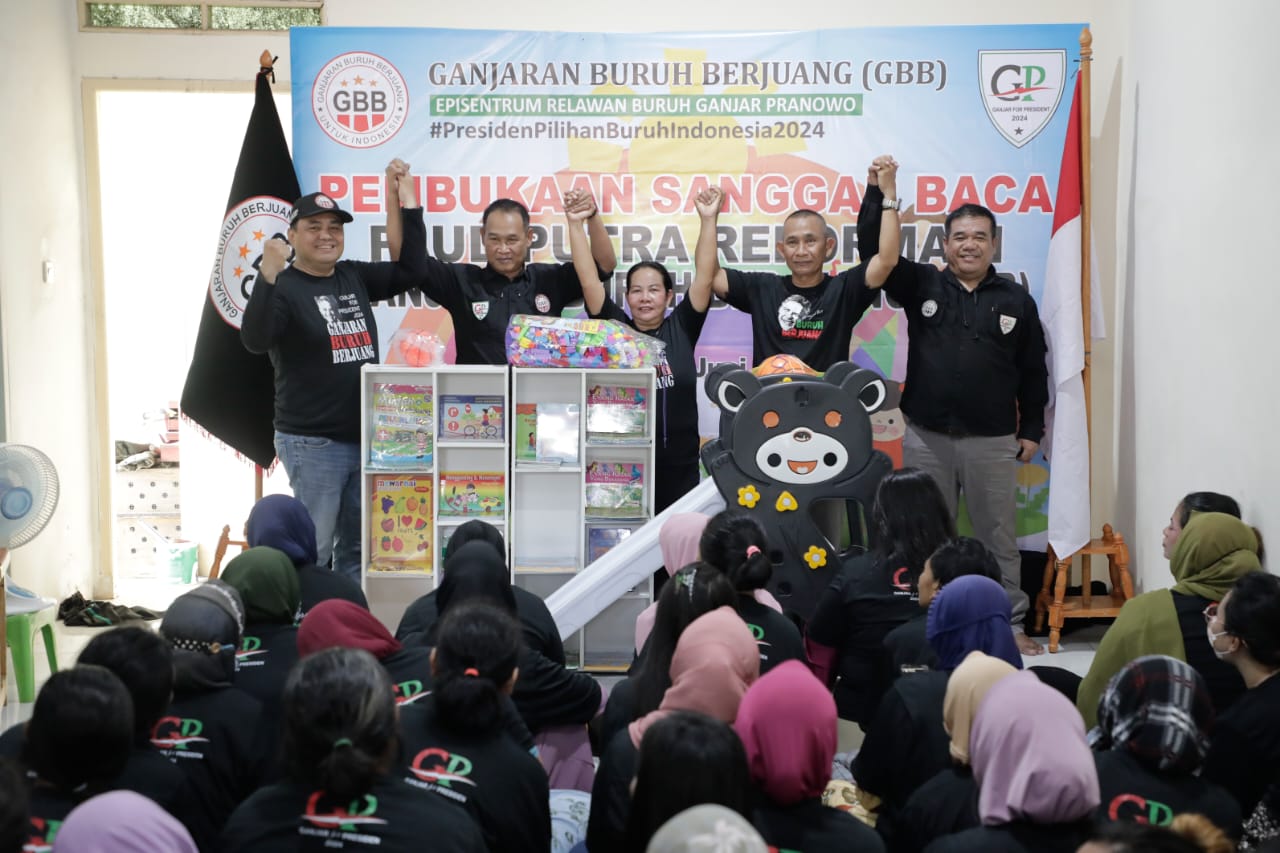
[1080,27,1093,477]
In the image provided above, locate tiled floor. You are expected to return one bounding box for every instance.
[2,576,193,729]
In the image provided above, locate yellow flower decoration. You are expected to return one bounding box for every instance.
[804,545,828,570]
[737,484,760,509]
[775,490,798,512]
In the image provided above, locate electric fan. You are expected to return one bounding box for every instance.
[0,444,60,600]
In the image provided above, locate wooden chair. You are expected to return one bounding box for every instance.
[209,525,248,580]
[1034,524,1134,653]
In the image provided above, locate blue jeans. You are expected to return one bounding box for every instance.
[274,431,362,583]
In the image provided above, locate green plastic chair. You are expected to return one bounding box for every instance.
[6,602,58,703]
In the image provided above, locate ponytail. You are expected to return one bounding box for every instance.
[433,603,522,736]
[699,510,772,592]
[282,648,397,804]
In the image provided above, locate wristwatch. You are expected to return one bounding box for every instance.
[881,198,902,211]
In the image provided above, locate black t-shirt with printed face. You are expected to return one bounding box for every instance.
[592,294,708,468]
[723,266,876,370]
[220,776,486,852]
[396,697,550,853]
[417,259,585,364]
[240,208,427,443]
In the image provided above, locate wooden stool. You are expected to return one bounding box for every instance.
[1034,524,1134,653]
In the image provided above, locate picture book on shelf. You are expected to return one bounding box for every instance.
[439,395,504,441]
[587,526,633,563]
[439,471,506,517]
[586,384,647,442]
[515,404,538,462]
[369,383,433,467]
[369,475,433,574]
[535,403,581,465]
[585,461,645,518]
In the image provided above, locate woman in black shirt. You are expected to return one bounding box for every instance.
[699,510,806,674]
[806,467,955,725]
[297,598,435,707]
[1201,570,1280,816]
[566,190,713,512]
[396,602,550,853]
[220,647,484,852]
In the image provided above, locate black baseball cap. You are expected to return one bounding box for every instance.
[290,192,354,225]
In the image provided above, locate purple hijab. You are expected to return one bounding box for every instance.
[926,574,1023,671]
[970,671,1099,825]
[245,493,318,567]
[53,790,197,852]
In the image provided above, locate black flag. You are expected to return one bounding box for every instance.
[180,56,299,468]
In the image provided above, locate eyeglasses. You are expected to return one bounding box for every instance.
[1202,602,1220,624]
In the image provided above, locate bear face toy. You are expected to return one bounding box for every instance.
[700,361,893,619]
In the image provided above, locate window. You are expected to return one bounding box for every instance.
[82,1,322,32]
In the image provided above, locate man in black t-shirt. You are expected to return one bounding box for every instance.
[385,158,617,364]
[695,160,901,370]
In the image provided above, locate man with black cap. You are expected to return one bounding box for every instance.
[241,163,425,582]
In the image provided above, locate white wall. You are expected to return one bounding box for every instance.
[7,0,1273,602]
[1117,0,1280,588]
[0,4,101,598]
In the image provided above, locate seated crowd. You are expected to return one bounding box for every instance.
[0,485,1275,853]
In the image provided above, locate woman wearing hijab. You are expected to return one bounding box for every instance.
[297,599,434,707]
[646,804,770,853]
[1200,570,1280,817]
[156,581,267,851]
[924,672,1100,853]
[600,562,737,749]
[734,660,886,852]
[220,546,303,729]
[220,648,485,852]
[244,494,367,619]
[892,651,1020,853]
[395,521,565,664]
[854,575,1022,833]
[1089,655,1240,836]
[588,606,760,853]
[394,602,550,853]
[807,468,956,726]
[53,790,197,853]
[634,512,710,656]
[1078,512,1262,726]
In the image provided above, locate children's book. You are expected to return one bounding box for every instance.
[369,475,433,574]
[369,383,433,467]
[587,526,633,563]
[439,395,505,441]
[586,385,647,443]
[584,461,646,518]
[515,404,538,463]
[536,403,581,465]
[439,471,506,517]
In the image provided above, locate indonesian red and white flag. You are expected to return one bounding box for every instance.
[1040,75,1103,559]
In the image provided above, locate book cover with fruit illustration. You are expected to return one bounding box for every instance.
[439,471,506,518]
[369,475,433,574]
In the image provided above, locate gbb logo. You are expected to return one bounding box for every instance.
[209,195,291,329]
[977,50,1066,148]
[409,747,477,788]
[312,52,409,149]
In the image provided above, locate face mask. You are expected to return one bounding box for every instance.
[1206,625,1233,659]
